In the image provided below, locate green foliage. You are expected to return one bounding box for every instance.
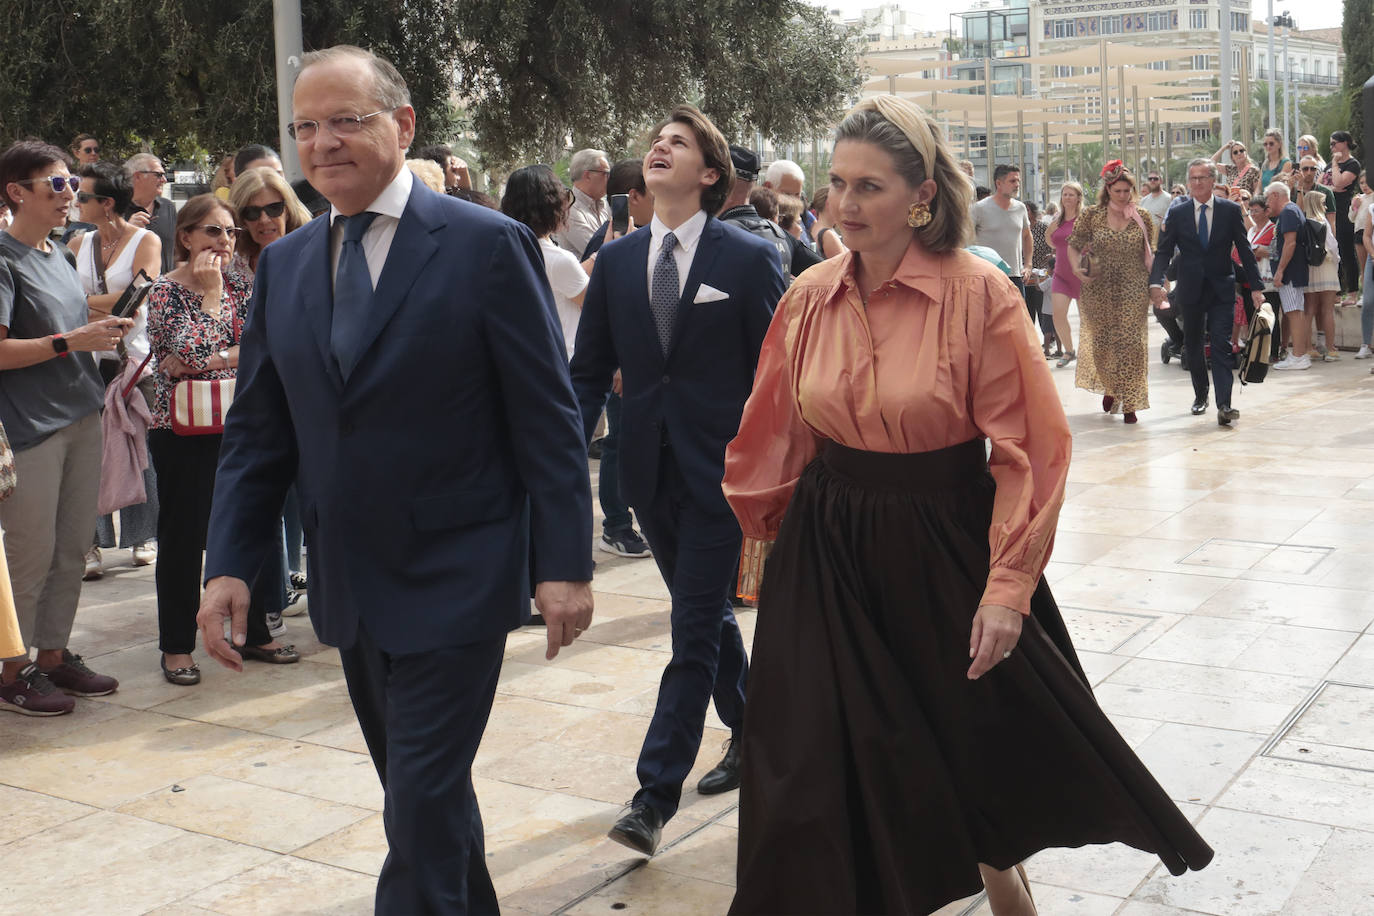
[1343,0,1374,156]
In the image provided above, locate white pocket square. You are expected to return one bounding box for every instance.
[693,284,730,304]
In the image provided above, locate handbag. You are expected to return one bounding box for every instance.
[169,305,240,436]
[0,420,15,502]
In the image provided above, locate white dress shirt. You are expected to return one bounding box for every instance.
[647,209,707,300]
[329,165,414,291]
[1190,195,1215,236]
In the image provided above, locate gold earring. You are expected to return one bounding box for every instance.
[907,201,931,228]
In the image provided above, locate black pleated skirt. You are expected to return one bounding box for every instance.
[729,440,1213,916]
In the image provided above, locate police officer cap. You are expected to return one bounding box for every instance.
[729,145,760,182]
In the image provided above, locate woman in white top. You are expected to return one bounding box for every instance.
[69,161,162,573]
[500,165,594,358]
[1355,172,1374,360]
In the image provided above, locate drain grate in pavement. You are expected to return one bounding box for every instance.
[1061,607,1160,654]
[1261,681,1374,774]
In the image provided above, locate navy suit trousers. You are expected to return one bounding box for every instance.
[1180,289,1237,407]
[339,626,505,915]
[633,444,748,820]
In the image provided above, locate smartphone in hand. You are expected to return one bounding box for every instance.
[610,194,630,236]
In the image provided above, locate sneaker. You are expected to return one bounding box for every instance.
[599,531,652,558]
[280,590,307,618]
[42,650,118,697]
[266,611,286,638]
[0,664,76,715]
[1356,345,1372,359]
[1279,354,1312,370]
[131,540,157,567]
[83,546,103,581]
[289,571,307,591]
[1272,355,1297,370]
[1324,350,1341,362]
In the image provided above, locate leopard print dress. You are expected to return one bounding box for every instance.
[1068,206,1156,414]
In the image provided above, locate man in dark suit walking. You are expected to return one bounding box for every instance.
[196,46,594,914]
[570,105,785,856]
[1149,158,1266,426]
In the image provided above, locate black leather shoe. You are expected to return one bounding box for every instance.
[1218,405,1240,426]
[696,736,741,795]
[1190,396,1209,415]
[608,802,663,856]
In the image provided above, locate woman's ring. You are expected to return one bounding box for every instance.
[1002,650,1012,660]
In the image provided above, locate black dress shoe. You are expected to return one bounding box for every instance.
[608,802,663,856]
[1217,405,1240,426]
[696,735,741,795]
[1190,396,1209,415]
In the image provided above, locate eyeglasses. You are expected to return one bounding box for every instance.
[75,191,109,203]
[196,224,242,241]
[1298,145,1311,151]
[240,200,286,222]
[136,169,168,182]
[16,175,80,193]
[585,169,610,176]
[1231,150,1245,156]
[79,145,99,155]
[287,109,394,141]
[1300,166,1317,172]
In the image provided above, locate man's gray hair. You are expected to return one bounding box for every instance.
[124,152,160,177]
[569,149,608,182]
[1264,181,1291,201]
[1187,158,1218,180]
[299,45,411,110]
[765,159,805,187]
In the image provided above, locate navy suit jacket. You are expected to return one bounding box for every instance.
[1149,196,1264,306]
[569,216,784,515]
[204,184,593,654]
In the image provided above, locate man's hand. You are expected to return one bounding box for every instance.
[968,604,1023,680]
[612,369,623,396]
[1150,286,1167,309]
[128,210,151,229]
[198,576,251,672]
[1251,290,1266,310]
[1273,269,1285,288]
[534,580,594,660]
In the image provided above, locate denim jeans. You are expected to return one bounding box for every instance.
[599,392,634,536]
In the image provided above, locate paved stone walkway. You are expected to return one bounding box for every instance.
[2,320,1372,915]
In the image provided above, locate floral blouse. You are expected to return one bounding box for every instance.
[144,272,251,430]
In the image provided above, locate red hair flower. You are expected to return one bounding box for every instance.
[1100,159,1124,178]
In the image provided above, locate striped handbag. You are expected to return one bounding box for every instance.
[170,377,236,435]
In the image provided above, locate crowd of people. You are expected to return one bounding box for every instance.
[0,42,1366,914]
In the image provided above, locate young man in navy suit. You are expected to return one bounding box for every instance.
[570,105,786,855]
[196,46,594,913]
[1149,159,1265,426]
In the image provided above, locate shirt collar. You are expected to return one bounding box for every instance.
[650,209,708,255]
[831,239,945,303]
[330,165,413,229]
[1194,194,1214,211]
[572,186,605,215]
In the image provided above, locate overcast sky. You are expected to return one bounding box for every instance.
[812,0,1344,33]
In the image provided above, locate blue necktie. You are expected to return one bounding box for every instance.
[649,231,678,355]
[331,211,379,379]
[1197,203,1209,248]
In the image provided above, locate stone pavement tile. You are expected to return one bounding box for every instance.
[182,855,377,914]
[0,689,137,742]
[1056,504,1178,537]
[1105,714,1165,749]
[1142,508,1312,544]
[1052,567,1232,616]
[1116,904,1223,915]
[150,668,358,741]
[1217,756,1374,833]
[292,812,385,876]
[505,641,674,683]
[67,596,161,654]
[0,711,285,808]
[1071,485,1214,513]
[1130,723,1266,805]
[0,810,273,914]
[116,774,373,853]
[1076,649,1130,687]
[563,865,735,915]
[645,822,737,886]
[0,783,97,841]
[214,741,383,810]
[1090,537,1244,580]
[1104,658,1317,709]
[497,658,660,713]
[476,695,602,765]
[1093,682,1297,735]
[1225,624,1358,677]
[1134,807,1330,915]
[475,738,642,806]
[298,717,368,755]
[1136,617,1269,667]
[962,883,1125,915]
[1191,580,1374,632]
[1101,466,1235,492]
[1026,840,1163,899]
[1278,827,1374,914]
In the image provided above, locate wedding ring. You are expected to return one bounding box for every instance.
[1002,651,1012,660]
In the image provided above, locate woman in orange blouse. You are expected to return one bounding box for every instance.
[722,97,1212,916]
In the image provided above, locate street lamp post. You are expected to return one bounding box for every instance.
[273,0,304,182]
[1267,0,1276,129]
[1220,0,1232,143]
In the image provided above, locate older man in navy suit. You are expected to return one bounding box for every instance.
[570,105,785,856]
[197,46,594,914]
[1149,158,1265,426]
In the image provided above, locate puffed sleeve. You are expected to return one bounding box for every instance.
[723,287,822,599]
[967,275,1072,615]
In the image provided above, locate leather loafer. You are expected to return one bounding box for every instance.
[1217,405,1240,427]
[696,735,741,795]
[1191,396,1209,415]
[160,655,201,686]
[608,802,663,857]
[235,644,300,664]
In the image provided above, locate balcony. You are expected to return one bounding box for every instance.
[1255,68,1340,86]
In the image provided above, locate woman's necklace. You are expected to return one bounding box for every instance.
[101,220,122,252]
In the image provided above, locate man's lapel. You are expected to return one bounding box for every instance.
[666,217,724,360]
[296,217,343,390]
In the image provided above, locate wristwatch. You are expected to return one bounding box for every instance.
[217,348,230,366]
[51,334,69,358]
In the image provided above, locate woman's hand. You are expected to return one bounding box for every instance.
[191,250,225,310]
[968,604,1023,680]
[64,315,134,352]
[161,354,193,378]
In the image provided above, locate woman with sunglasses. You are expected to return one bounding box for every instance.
[69,160,163,577]
[227,167,313,278]
[0,140,133,715]
[1324,131,1361,298]
[1212,140,1260,195]
[145,195,298,686]
[1259,129,1292,188]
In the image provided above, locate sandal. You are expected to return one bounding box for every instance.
[1055,350,1075,368]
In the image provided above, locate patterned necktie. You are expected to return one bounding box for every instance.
[1197,203,1209,248]
[649,231,678,355]
[331,210,379,379]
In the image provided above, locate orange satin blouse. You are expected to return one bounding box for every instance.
[722,242,1072,615]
